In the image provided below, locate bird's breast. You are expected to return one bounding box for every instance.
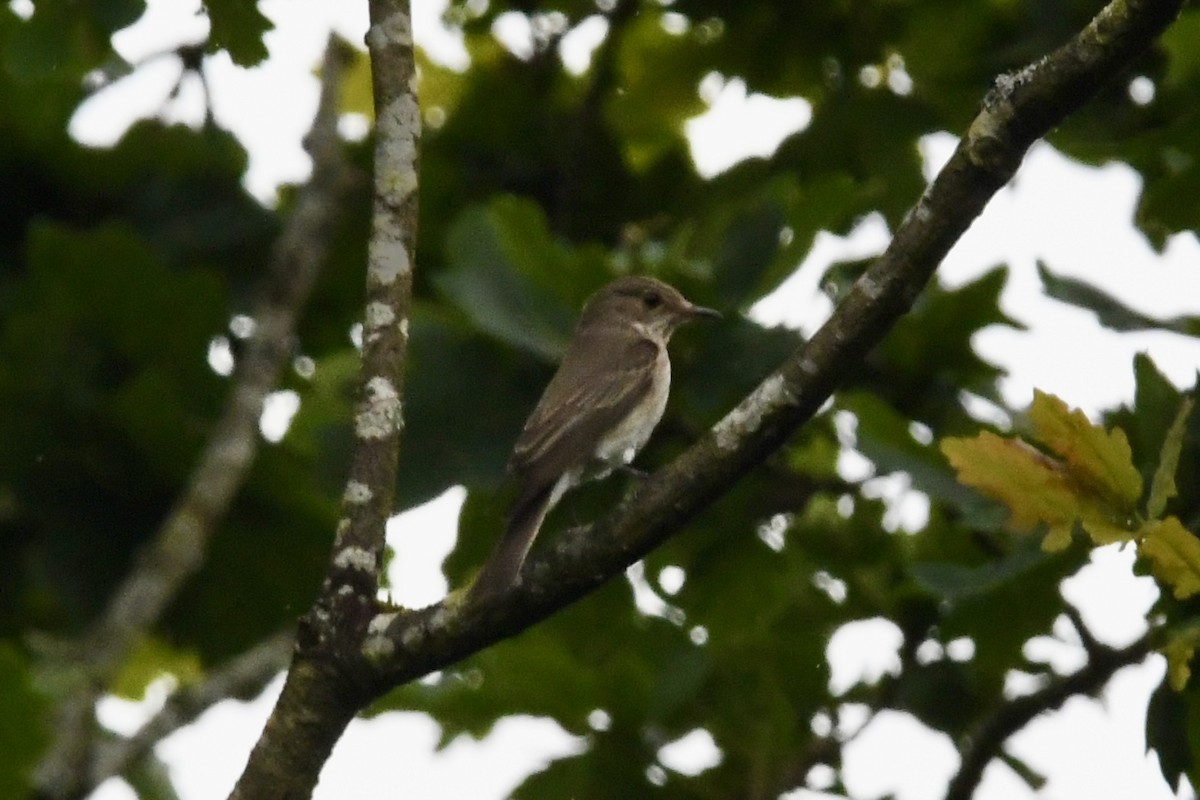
[594,346,670,466]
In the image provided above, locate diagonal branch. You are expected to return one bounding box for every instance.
[943,632,1155,800]
[89,630,293,788]
[363,0,1185,689]
[32,36,357,800]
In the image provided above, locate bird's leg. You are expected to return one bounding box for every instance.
[617,463,650,480]
[589,451,650,482]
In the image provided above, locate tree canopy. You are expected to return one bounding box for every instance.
[2,0,1199,799]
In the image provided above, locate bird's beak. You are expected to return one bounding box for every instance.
[686,303,722,320]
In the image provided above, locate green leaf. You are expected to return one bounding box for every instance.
[401,307,552,504]
[774,85,935,228]
[1038,262,1200,338]
[909,538,1048,602]
[437,201,580,361]
[894,660,978,734]
[124,752,184,800]
[3,0,142,83]
[110,635,203,700]
[5,4,77,83]
[203,0,273,67]
[606,11,709,170]
[1146,674,1200,791]
[1160,9,1200,89]
[674,316,799,422]
[709,190,789,304]
[715,170,863,303]
[0,222,229,629]
[928,538,1080,703]
[0,645,49,799]
[414,48,466,119]
[1107,355,1192,486]
[1148,397,1194,519]
[842,391,980,511]
[872,267,1021,419]
[1138,150,1200,254]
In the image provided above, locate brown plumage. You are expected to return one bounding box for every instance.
[470,276,719,602]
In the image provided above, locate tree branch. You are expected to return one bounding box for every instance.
[363,0,1185,689]
[311,0,419,638]
[89,631,293,787]
[943,632,1155,800]
[32,35,356,800]
[227,2,421,797]
[1062,601,1107,659]
[225,0,1184,796]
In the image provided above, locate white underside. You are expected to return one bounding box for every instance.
[548,345,671,512]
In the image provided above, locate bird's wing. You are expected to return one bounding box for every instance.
[507,331,659,489]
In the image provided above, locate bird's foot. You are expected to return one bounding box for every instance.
[618,464,650,481]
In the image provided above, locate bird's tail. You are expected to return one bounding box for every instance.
[469,485,554,604]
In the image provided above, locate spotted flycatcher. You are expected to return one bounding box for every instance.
[471,276,719,601]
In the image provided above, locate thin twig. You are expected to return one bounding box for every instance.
[943,633,1155,800]
[90,631,293,786]
[1062,600,1106,658]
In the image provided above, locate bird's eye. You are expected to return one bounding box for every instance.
[643,293,662,309]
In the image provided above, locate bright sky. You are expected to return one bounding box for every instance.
[77,1,1200,799]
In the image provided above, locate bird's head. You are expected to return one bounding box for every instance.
[580,276,721,340]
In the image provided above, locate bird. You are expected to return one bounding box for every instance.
[470,275,720,602]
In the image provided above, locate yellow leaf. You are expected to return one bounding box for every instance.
[1139,517,1200,600]
[1081,518,1136,546]
[1163,629,1200,691]
[941,432,1081,541]
[1041,522,1077,553]
[331,46,374,119]
[1166,639,1193,691]
[1028,390,1142,512]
